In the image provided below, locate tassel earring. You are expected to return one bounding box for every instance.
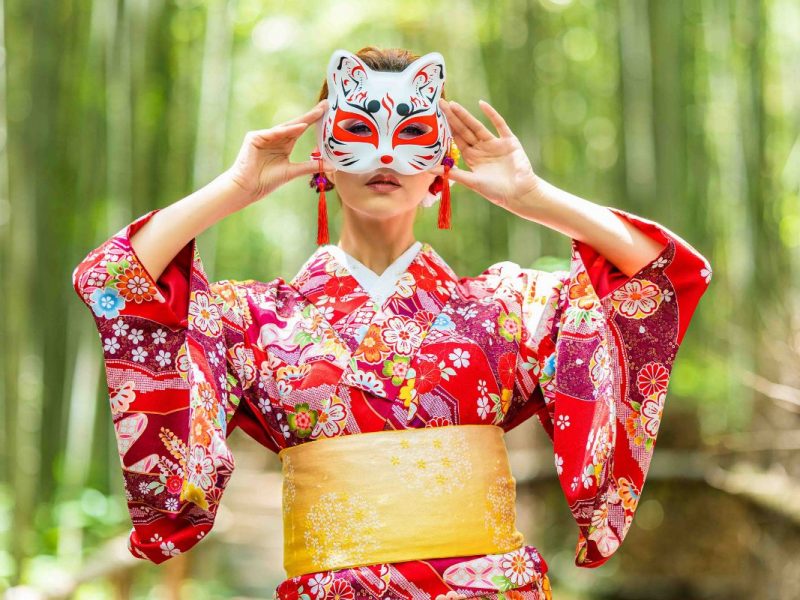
[309,149,333,245]
[433,141,460,229]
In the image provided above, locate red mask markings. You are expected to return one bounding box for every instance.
[392,113,439,147]
[333,107,378,147]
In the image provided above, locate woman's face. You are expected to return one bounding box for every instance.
[328,167,438,219]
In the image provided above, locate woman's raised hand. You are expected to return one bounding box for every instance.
[430,98,541,210]
[225,99,330,205]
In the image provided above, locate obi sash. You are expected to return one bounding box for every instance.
[278,424,526,578]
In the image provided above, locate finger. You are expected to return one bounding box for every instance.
[440,100,479,147]
[285,159,324,181]
[251,122,309,145]
[478,99,513,138]
[449,101,495,142]
[429,164,478,188]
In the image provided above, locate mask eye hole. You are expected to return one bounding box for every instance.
[398,123,432,139]
[338,118,373,137]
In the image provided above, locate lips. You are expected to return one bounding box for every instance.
[366,173,401,186]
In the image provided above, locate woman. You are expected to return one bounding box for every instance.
[72,46,711,600]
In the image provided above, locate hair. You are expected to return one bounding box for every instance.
[316,45,448,102]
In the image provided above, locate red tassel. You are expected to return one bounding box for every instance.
[317,191,329,245]
[438,161,452,230]
[312,156,329,245]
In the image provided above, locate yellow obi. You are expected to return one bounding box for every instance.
[278,424,525,578]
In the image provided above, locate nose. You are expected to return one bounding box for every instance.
[380,155,393,164]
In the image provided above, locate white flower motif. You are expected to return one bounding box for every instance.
[449,348,470,368]
[152,329,167,345]
[571,476,580,491]
[131,346,148,363]
[457,306,478,320]
[155,349,172,367]
[477,395,490,420]
[128,328,144,343]
[499,547,535,587]
[481,318,495,333]
[165,497,179,511]
[112,319,130,338]
[581,469,593,489]
[556,414,571,430]
[653,256,669,269]
[138,481,149,494]
[160,540,181,557]
[477,379,488,395]
[258,397,272,414]
[103,336,120,354]
[555,453,563,475]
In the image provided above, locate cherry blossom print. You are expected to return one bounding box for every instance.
[310,394,348,439]
[449,348,471,368]
[73,204,709,583]
[188,290,223,337]
[610,278,663,319]
[641,391,666,438]
[109,380,136,415]
[382,316,423,354]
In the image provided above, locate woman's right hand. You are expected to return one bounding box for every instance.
[225,99,331,205]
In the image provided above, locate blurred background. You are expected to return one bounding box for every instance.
[2,0,799,598]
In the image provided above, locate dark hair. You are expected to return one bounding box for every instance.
[317,45,448,102]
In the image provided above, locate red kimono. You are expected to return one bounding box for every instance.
[72,206,711,600]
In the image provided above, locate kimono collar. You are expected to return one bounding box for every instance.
[289,241,458,321]
[322,241,423,306]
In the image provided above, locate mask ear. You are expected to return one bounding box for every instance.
[400,51,447,105]
[325,48,374,105]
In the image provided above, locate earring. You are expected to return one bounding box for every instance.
[309,148,334,245]
[425,141,460,228]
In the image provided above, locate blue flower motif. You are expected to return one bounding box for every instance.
[354,324,369,344]
[90,286,125,319]
[543,352,556,377]
[431,312,455,331]
[217,403,227,435]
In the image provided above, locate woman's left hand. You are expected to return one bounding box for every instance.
[429,98,540,210]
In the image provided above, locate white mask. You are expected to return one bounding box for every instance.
[314,49,454,176]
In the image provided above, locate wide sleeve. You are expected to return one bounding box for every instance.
[71,207,258,563]
[518,206,712,568]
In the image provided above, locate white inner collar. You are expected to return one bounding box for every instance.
[324,241,423,306]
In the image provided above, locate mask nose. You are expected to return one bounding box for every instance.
[380,155,393,164]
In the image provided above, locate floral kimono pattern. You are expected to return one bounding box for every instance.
[72,206,711,600]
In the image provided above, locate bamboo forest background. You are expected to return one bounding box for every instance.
[1,0,798,598]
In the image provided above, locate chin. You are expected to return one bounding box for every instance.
[348,195,415,217]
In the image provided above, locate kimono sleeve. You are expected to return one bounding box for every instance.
[71,207,258,563]
[519,207,712,568]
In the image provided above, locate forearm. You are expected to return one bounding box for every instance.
[508,175,666,277]
[130,170,251,282]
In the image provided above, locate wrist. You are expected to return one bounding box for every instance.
[508,173,548,220]
[220,168,259,209]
